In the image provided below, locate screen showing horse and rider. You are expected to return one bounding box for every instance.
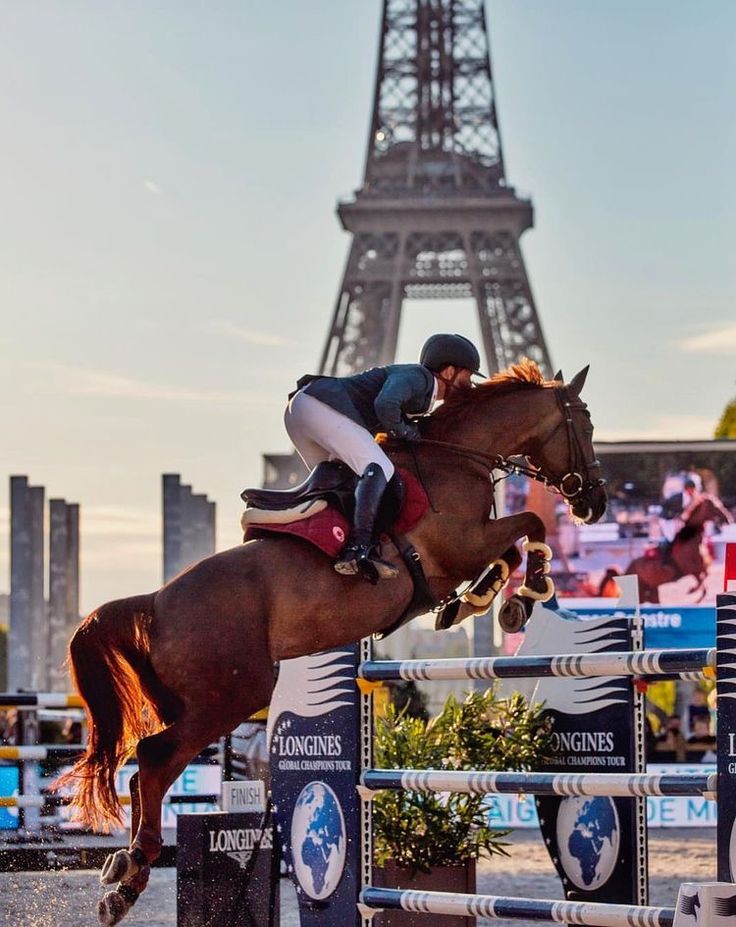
[505,444,736,606]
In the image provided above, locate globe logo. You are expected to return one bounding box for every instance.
[290,781,347,900]
[556,796,620,890]
[729,819,736,879]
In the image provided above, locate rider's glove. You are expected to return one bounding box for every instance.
[388,422,421,443]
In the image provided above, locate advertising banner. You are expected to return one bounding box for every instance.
[558,603,715,650]
[47,763,221,831]
[268,648,362,927]
[177,810,276,927]
[0,766,19,830]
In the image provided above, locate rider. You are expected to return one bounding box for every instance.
[285,333,482,582]
[658,477,702,557]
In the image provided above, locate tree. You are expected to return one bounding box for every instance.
[715,397,736,439]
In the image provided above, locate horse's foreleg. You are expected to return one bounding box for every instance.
[451,511,548,634]
[436,545,522,630]
[485,512,552,634]
[688,572,708,602]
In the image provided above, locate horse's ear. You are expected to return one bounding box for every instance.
[568,365,590,397]
[553,369,564,382]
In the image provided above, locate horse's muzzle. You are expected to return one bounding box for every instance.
[570,484,608,524]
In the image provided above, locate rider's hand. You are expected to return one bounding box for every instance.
[388,422,421,443]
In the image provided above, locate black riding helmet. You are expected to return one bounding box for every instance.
[420,333,483,374]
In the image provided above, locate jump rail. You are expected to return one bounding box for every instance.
[359,648,715,683]
[0,793,220,809]
[0,746,84,761]
[360,770,716,799]
[0,744,220,762]
[0,693,83,709]
[359,888,676,927]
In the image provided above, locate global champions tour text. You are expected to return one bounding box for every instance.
[272,733,353,773]
[551,731,628,767]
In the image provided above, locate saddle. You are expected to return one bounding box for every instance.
[241,460,358,525]
[240,462,436,634]
[241,460,425,556]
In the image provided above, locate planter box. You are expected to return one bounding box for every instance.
[373,859,476,927]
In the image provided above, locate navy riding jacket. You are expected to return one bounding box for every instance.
[294,364,436,434]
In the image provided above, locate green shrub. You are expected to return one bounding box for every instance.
[372,687,552,871]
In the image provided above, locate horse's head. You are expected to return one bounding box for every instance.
[425,359,608,524]
[527,366,608,524]
[687,495,734,528]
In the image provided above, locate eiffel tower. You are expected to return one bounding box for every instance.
[263,0,553,489]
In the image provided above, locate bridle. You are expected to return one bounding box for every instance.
[542,385,606,501]
[404,384,606,505]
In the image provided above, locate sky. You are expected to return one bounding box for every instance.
[1,1,734,614]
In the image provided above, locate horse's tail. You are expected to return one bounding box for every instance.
[54,594,161,832]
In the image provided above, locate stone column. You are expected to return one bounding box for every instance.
[162,474,183,583]
[9,476,45,692]
[162,475,217,583]
[207,500,216,558]
[48,500,80,691]
[189,493,210,564]
[66,503,80,633]
[48,499,68,690]
[28,486,46,691]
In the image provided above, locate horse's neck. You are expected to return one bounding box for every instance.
[428,394,544,460]
[684,500,711,527]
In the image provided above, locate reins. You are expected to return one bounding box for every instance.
[398,385,606,513]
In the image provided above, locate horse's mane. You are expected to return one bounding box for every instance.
[427,358,554,434]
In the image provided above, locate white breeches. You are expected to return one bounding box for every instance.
[284,391,395,481]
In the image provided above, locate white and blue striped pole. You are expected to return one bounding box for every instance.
[360,770,716,799]
[359,888,676,927]
[359,648,714,683]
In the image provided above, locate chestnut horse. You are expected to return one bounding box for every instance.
[626,495,733,603]
[57,360,606,926]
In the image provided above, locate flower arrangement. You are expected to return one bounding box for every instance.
[372,687,552,871]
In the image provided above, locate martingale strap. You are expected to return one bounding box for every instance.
[373,534,439,640]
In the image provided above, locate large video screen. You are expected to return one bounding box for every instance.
[506,440,736,606]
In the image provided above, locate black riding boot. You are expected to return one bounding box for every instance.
[334,465,399,583]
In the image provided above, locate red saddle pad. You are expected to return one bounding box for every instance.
[244,468,429,558]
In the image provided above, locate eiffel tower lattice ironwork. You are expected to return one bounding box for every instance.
[263,0,553,489]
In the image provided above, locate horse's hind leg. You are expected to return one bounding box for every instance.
[98,716,217,927]
[98,772,152,926]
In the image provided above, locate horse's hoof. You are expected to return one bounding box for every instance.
[98,890,131,927]
[100,849,137,886]
[498,597,528,634]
